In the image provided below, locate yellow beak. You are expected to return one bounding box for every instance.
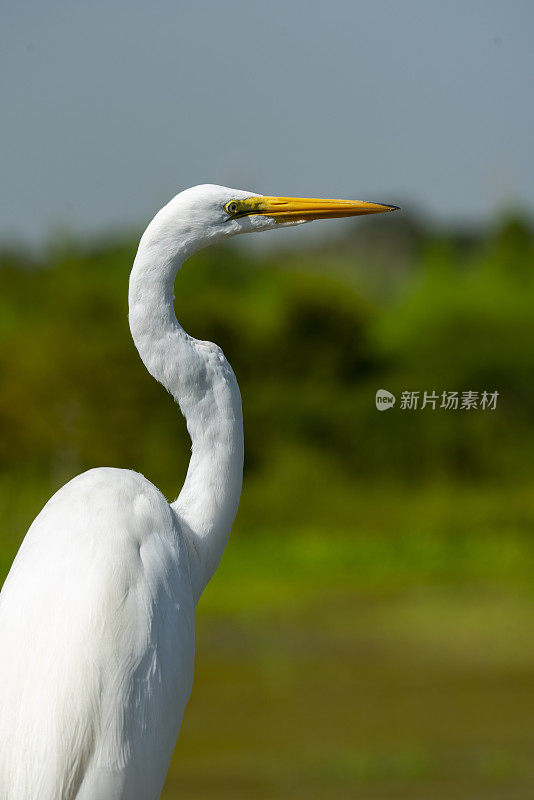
[254,195,399,221]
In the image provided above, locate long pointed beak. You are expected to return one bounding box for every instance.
[255,195,399,221]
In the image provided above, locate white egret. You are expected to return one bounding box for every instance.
[0,185,397,799]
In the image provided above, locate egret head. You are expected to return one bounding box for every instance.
[154,184,399,249]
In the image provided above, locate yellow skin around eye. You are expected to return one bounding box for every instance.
[225,198,268,217]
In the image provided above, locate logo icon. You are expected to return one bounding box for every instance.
[375,389,396,411]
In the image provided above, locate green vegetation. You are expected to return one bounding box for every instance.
[1,213,533,798]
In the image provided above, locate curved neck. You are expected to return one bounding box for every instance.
[128,223,243,602]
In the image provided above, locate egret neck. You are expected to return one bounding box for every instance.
[128,216,243,603]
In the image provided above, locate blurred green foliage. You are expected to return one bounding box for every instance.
[1,213,534,799]
[1,213,533,509]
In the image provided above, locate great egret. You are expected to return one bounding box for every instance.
[0,185,397,799]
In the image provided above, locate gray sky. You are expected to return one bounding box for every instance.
[1,1,533,243]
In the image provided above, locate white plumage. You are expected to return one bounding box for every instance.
[0,185,396,799]
[0,468,194,799]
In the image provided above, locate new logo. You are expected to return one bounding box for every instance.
[375,389,396,411]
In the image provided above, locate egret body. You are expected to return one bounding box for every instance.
[0,185,397,799]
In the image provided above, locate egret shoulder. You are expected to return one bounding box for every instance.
[0,467,196,800]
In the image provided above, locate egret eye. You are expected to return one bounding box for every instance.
[225,201,239,215]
